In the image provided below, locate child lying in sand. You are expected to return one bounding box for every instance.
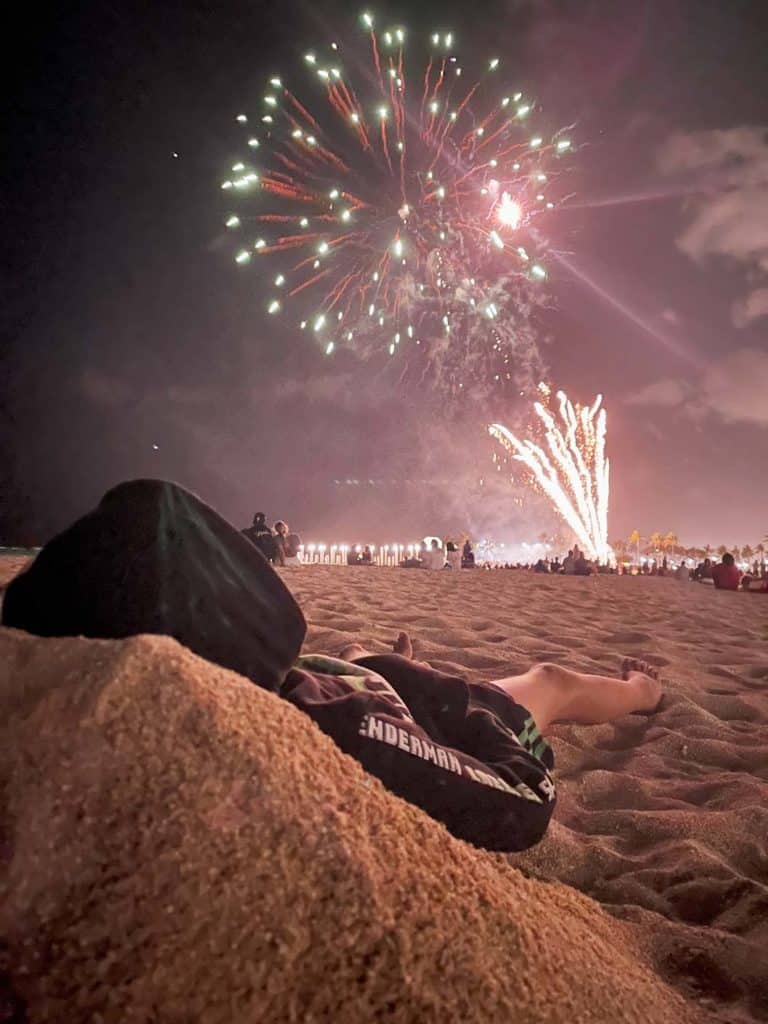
[2,480,662,854]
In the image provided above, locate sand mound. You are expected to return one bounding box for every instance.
[0,627,700,1023]
[288,566,768,1023]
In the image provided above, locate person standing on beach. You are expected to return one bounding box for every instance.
[3,479,663,855]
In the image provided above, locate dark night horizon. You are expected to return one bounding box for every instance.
[2,0,767,550]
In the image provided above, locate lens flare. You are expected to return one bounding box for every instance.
[220,12,574,395]
[489,385,611,562]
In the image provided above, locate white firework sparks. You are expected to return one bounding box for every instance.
[489,387,611,562]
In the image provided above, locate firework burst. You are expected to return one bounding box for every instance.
[220,12,574,395]
[489,385,611,562]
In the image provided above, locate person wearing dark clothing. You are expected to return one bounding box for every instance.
[694,558,713,581]
[242,512,276,563]
[461,540,476,568]
[2,479,663,854]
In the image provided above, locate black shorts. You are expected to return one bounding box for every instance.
[354,654,554,771]
[282,652,556,853]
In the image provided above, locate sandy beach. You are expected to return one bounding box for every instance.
[288,565,768,1022]
[2,555,766,1022]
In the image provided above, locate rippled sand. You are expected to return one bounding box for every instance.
[3,555,766,1022]
[286,565,768,1023]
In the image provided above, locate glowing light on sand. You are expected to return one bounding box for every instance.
[489,386,611,562]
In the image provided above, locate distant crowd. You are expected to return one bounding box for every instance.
[239,512,767,594]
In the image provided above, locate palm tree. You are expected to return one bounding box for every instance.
[649,532,663,560]
[663,532,678,555]
[742,544,754,564]
[716,544,727,559]
[732,545,741,562]
[756,542,765,567]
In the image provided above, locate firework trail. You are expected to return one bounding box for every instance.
[220,12,574,396]
[489,385,611,561]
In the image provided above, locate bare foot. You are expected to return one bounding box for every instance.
[393,631,413,659]
[621,657,663,713]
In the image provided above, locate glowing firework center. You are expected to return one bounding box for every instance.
[489,388,612,564]
[221,12,574,393]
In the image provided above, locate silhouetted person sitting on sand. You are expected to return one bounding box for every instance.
[461,540,475,568]
[3,480,663,854]
[573,554,592,576]
[694,558,713,581]
[712,552,740,591]
[242,512,276,563]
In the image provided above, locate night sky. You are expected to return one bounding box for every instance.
[3,0,767,549]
